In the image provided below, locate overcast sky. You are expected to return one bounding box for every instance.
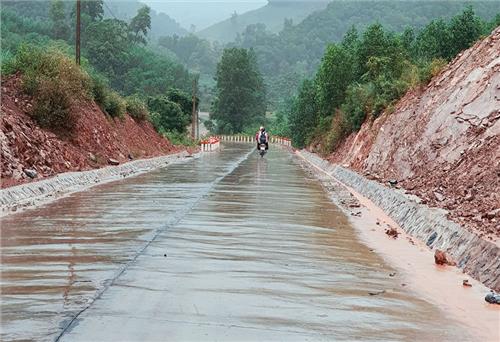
[143,0,268,30]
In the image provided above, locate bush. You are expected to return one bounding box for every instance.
[126,95,149,121]
[320,113,348,155]
[8,44,91,132]
[104,91,126,118]
[147,96,189,133]
[31,78,76,131]
[89,72,110,108]
[13,44,91,97]
[418,58,448,84]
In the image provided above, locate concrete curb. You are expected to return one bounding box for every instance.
[1,151,198,217]
[298,150,500,291]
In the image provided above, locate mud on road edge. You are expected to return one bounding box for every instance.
[295,150,500,292]
[0,151,200,218]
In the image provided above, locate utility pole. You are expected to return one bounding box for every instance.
[191,77,198,139]
[196,107,200,139]
[75,0,81,65]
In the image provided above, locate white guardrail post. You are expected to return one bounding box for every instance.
[201,135,291,151]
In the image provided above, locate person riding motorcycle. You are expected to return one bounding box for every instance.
[256,126,269,150]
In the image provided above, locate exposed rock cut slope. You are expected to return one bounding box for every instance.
[329,27,500,240]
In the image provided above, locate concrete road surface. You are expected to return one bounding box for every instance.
[1,143,466,341]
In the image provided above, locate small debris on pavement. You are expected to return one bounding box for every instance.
[462,279,472,287]
[369,290,386,296]
[385,227,399,239]
[389,272,396,277]
[434,249,456,266]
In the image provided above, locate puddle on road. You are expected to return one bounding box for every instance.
[2,143,467,341]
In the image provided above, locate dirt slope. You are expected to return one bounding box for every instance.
[328,27,500,240]
[1,74,181,188]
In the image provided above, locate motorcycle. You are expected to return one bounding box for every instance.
[258,143,267,157]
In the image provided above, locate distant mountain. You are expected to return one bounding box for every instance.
[143,0,267,32]
[104,1,189,38]
[198,0,330,42]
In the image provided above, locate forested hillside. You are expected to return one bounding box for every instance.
[233,0,500,107]
[198,0,329,43]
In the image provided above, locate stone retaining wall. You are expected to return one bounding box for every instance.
[1,151,196,217]
[298,150,500,291]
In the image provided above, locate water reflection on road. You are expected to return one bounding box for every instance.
[1,143,465,341]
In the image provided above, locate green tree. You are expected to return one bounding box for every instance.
[288,79,318,148]
[129,5,151,45]
[315,44,354,116]
[358,23,390,75]
[49,0,69,40]
[166,87,196,118]
[448,6,483,57]
[85,19,129,77]
[148,96,189,133]
[401,26,415,55]
[415,19,451,60]
[210,47,266,133]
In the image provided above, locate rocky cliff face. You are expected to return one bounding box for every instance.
[1,74,180,188]
[329,27,500,240]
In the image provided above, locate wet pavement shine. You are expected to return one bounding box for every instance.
[1,143,467,341]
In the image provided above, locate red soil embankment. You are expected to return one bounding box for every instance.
[1,74,182,188]
[326,28,500,240]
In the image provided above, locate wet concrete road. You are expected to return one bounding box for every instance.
[1,144,466,341]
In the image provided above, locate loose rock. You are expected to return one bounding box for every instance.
[23,169,37,179]
[485,292,500,304]
[108,158,120,166]
[434,191,445,202]
[385,227,399,239]
[388,179,398,186]
[434,249,456,266]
